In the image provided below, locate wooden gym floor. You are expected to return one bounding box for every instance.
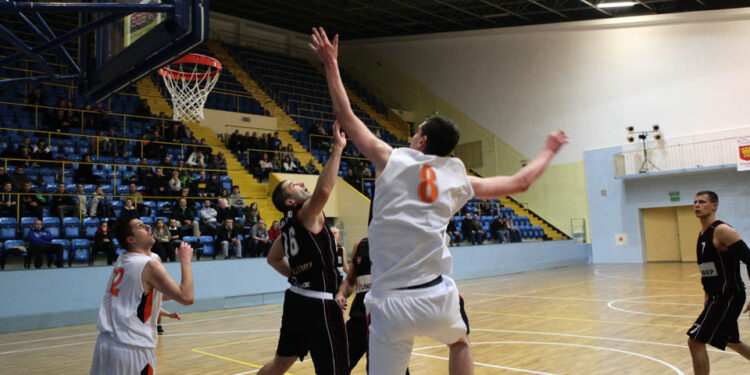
[1,263,749,374]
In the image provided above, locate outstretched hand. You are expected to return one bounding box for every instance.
[176,242,193,263]
[309,27,338,65]
[545,130,568,154]
[164,311,182,320]
[335,293,348,311]
[332,121,346,150]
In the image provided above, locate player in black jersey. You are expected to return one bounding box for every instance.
[258,121,349,375]
[687,191,750,375]
[336,237,410,374]
[330,227,349,286]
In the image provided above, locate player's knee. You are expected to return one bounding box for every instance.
[449,334,471,349]
[688,337,704,350]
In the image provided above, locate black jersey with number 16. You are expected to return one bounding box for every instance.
[279,205,340,294]
[697,220,744,295]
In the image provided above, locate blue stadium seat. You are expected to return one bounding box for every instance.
[20,216,37,238]
[1,239,27,269]
[140,216,153,226]
[51,239,71,265]
[63,217,80,238]
[71,239,91,265]
[199,235,216,260]
[42,217,61,238]
[0,217,18,239]
[83,217,100,238]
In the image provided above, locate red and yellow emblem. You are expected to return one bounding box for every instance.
[740,145,750,161]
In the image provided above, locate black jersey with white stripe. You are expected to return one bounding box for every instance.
[279,205,340,294]
[697,220,745,295]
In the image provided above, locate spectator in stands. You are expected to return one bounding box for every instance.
[344,169,360,189]
[282,155,297,173]
[491,216,510,244]
[75,154,98,184]
[145,130,165,159]
[0,166,11,186]
[216,199,233,224]
[191,171,209,197]
[132,157,153,186]
[165,121,187,143]
[461,213,477,245]
[126,183,150,217]
[119,198,140,222]
[472,214,486,244]
[0,182,17,217]
[361,162,372,179]
[304,158,318,175]
[199,199,220,235]
[447,216,461,246]
[259,133,270,151]
[206,173,222,197]
[82,185,105,218]
[186,149,206,169]
[161,155,174,177]
[228,186,245,216]
[245,202,260,226]
[134,99,151,117]
[250,219,270,257]
[246,131,260,153]
[283,144,300,165]
[26,86,46,110]
[149,168,169,197]
[10,166,32,190]
[168,171,182,194]
[26,219,64,268]
[171,198,200,237]
[66,101,80,129]
[270,131,282,150]
[32,139,52,163]
[50,183,77,220]
[270,153,281,172]
[507,217,521,243]
[93,220,116,265]
[152,219,175,262]
[51,109,71,138]
[312,122,330,150]
[268,220,281,242]
[167,218,187,252]
[258,153,273,179]
[19,181,43,219]
[92,102,113,131]
[105,128,123,157]
[210,151,227,170]
[15,137,34,166]
[228,130,242,154]
[198,138,211,157]
[81,103,95,129]
[217,218,242,259]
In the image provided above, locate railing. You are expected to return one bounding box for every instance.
[613,137,739,176]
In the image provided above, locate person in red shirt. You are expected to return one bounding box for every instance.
[268,220,281,242]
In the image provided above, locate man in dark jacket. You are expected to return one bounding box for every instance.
[26,219,64,268]
[217,218,242,259]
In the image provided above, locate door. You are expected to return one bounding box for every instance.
[643,207,680,261]
[676,206,701,262]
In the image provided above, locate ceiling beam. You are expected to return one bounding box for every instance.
[528,0,569,19]
[578,0,613,17]
[388,0,470,27]
[433,0,498,24]
[348,0,440,30]
[477,0,532,21]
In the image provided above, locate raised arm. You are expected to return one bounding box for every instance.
[142,242,194,305]
[470,131,568,199]
[310,27,392,172]
[299,121,346,223]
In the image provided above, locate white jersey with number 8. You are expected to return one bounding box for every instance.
[368,148,474,292]
[96,252,163,349]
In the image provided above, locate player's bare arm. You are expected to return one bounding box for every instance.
[159,308,181,320]
[714,224,750,316]
[470,130,568,199]
[298,121,346,230]
[309,26,392,171]
[335,239,361,309]
[142,242,194,305]
[266,237,291,278]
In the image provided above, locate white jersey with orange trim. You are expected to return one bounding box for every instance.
[368,148,474,293]
[96,252,163,349]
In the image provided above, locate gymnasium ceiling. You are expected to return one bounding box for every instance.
[212,0,750,39]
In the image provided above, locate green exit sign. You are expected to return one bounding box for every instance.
[668,191,680,202]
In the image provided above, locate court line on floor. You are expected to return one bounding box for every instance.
[0,309,281,347]
[607,295,748,319]
[458,267,586,287]
[468,310,687,329]
[411,352,558,375]
[467,280,592,305]
[594,269,695,284]
[469,328,736,355]
[415,341,684,375]
[191,335,295,375]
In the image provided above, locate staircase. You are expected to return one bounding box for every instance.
[206,41,320,172]
[135,76,280,222]
[310,63,410,143]
[499,197,568,240]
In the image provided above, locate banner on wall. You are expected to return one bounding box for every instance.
[738,137,750,172]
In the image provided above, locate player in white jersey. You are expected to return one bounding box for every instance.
[311,27,567,374]
[90,217,195,375]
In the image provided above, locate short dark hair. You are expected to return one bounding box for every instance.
[420,116,460,156]
[272,180,291,212]
[696,190,719,203]
[114,217,137,250]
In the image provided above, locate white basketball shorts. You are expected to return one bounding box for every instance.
[90,332,156,375]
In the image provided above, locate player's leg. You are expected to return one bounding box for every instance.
[307,299,350,374]
[346,316,367,370]
[368,315,413,375]
[260,291,307,375]
[688,338,710,375]
[449,335,473,375]
[726,341,750,360]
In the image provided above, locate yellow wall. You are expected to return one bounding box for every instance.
[201,109,277,137]
[269,173,370,251]
[340,45,588,237]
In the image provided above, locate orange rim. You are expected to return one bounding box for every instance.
[157,53,222,81]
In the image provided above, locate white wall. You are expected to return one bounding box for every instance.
[351,9,750,164]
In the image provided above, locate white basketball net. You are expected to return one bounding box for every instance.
[159,58,221,122]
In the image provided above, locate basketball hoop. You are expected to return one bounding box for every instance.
[158,53,222,122]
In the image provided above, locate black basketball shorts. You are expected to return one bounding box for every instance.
[687,290,745,350]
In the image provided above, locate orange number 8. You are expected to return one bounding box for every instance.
[418,165,438,203]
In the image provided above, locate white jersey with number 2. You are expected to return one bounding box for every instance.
[368,148,474,293]
[96,252,163,349]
